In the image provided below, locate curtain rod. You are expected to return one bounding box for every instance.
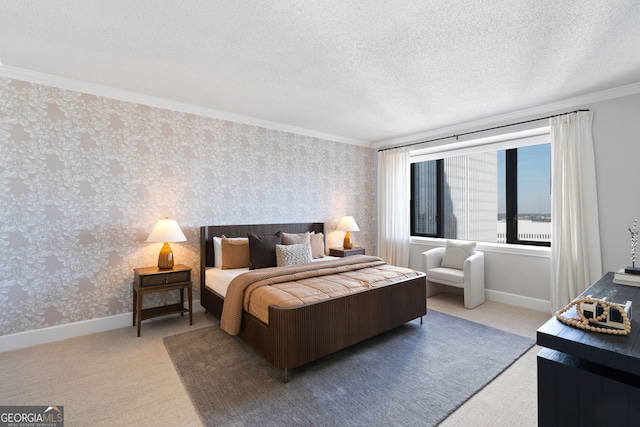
[377,109,590,153]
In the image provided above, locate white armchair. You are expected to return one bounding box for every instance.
[423,240,485,309]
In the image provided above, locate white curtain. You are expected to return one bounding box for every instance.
[550,111,602,312]
[377,146,410,267]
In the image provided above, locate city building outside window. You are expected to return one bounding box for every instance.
[410,130,551,246]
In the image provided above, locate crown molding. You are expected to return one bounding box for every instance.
[374,81,640,149]
[0,65,371,148]
[4,65,638,151]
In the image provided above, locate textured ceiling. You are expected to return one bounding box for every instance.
[1,1,640,145]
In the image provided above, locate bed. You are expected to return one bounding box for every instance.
[200,222,427,381]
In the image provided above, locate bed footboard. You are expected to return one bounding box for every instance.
[240,274,427,370]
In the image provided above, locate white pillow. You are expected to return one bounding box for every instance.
[441,240,476,270]
[275,243,313,267]
[213,236,248,268]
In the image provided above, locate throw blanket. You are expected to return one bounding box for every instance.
[220,255,422,335]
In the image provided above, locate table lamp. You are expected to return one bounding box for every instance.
[337,216,359,249]
[146,218,187,269]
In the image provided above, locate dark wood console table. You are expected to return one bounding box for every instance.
[536,272,640,426]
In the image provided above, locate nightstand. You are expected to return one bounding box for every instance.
[329,247,365,257]
[133,264,192,337]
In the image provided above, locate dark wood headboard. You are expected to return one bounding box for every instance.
[199,222,325,277]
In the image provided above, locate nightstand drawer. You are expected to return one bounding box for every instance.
[140,270,190,287]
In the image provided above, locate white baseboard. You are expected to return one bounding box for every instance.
[0,301,206,353]
[485,289,552,314]
[1,293,548,353]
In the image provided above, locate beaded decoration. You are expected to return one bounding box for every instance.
[555,297,631,336]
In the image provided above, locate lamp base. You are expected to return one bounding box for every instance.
[157,242,175,270]
[625,266,640,275]
[343,231,353,249]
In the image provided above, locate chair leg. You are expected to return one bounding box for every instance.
[426,281,441,297]
[463,286,485,309]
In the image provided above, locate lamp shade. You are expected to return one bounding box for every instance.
[146,218,187,243]
[337,216,360,232]
[146,218,187,269]
[337,216,359,249]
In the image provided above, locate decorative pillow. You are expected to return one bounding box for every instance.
[281,231,310,245]
[248,231,282,270]
[221,236,250,269]
[276,243,313,267]
[213,236,248,267]
[310,232,325,258]
[441,240,476,270]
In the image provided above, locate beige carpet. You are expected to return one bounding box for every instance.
[429,294,550,427]
[0,294,550,427]
[0,313,210,427]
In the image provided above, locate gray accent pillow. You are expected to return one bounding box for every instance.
[281,231,310,245]
[276,243,313,267]
[310,232,325,258]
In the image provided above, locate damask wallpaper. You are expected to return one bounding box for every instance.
[0,77,375,337]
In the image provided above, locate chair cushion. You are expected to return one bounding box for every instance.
[441,240,476,270]
[427,267,465,285]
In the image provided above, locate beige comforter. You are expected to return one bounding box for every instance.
[220,255,423,335]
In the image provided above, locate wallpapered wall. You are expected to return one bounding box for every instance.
[0,77,375,336]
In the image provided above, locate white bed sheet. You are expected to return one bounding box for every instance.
[205,256,340,298]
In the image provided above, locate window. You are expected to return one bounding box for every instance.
[411,160,440,236]
[410,131,551,246]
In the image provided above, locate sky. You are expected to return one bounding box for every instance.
[497,144,551,215]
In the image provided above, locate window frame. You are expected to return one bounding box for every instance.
[410,130,551,247]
